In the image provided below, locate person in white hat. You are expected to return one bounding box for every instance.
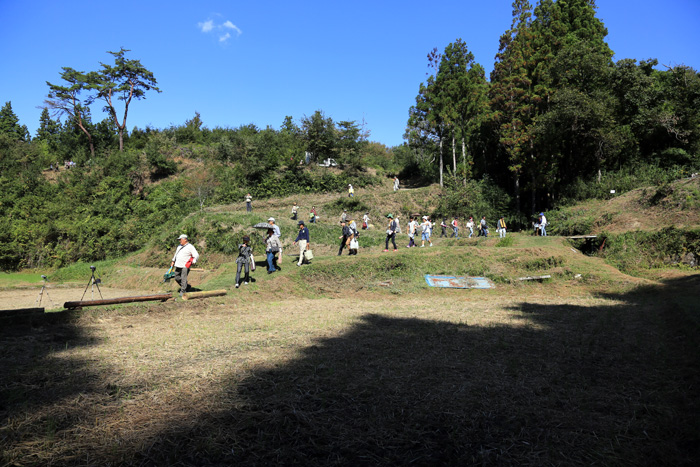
[267,217,281,237]
[420,216,433,247]
[170,234,199,296]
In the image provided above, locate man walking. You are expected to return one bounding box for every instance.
[338,220,352,255]
[480,216,489,237]
[497,216,507,238]
[170,234,199,297]
[293,220,310,266]
[451,217,459,238]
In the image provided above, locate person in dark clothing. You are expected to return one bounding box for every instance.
[235,235,252,288]
[293,220,310,266]
[440,218,448,237]
[384,214,398,251]
[338,220,352,255]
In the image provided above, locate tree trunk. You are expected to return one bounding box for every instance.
[461,137,467,185]
[452,135,456,174]
[514,174,520,214]
[531,171,536,215]
[439,137,444,187]
[118,130,124,152]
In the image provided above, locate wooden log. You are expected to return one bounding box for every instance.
[181,289,227,301]
[64,293,173,310]
[517,275,552,281]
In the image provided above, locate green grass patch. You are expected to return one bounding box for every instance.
[0,272,45,288]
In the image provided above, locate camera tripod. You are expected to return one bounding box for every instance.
[35,275,56,308]
[80,266,104,301]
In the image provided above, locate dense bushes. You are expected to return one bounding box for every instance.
[600,227,700,273]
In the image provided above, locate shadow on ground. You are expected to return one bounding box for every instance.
[136,277,700,465]
[1,276,698,465]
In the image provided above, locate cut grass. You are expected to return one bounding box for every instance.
[1,278,698,465]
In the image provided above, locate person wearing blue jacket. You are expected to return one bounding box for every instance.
[293,220,310,266]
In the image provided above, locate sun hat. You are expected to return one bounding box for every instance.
[178,234,188,240]
[422,216,428,220]
[268,217,275,222]
[298,220,305,225]
[386,213,394,219]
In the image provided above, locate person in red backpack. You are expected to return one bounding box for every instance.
[170,234,199,297]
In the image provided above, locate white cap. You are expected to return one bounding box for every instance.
[178,234,188,240]
[268,217,275,222]
[422,216,428,220]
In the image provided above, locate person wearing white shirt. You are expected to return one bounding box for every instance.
[170,234,199,296]
[539,213,548,237]
[420,216,433,247]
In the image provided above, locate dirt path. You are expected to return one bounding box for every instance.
[0,286,164,310]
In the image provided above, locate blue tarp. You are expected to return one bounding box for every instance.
[424,275,494,289]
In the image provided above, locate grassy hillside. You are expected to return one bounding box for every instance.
[2,175,699,465]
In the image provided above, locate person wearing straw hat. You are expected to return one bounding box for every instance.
[170,234,199,296]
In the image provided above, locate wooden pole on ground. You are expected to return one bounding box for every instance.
[181,290,227,301]
[64,293,173,310]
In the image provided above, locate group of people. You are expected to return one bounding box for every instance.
[170,198,548,295]
[438,216,506,239]
[381,213,433,251]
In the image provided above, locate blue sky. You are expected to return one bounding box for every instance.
[1,0,698,147]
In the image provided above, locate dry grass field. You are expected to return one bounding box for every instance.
[1,265,698,465]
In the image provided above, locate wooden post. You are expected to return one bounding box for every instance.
[181,290,227,301]
[64,293,173,310]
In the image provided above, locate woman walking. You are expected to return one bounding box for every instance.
[384,214,398,251]
[235,235,252,288]
[265,228,282,274]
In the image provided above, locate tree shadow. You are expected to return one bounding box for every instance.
[132,276,700,465]
[2,276,698,465]
[0,312,106,459]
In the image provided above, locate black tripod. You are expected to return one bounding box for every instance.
[80,266,104,301]
[35,275,56,308]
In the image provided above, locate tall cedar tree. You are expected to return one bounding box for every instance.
[435,39,489,183]
[489,0,535,214]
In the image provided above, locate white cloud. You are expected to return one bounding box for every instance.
[198,16,242,43]
[198,20,214,33]
[223,21,242,36]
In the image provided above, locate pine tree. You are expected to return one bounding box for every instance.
[0,101,29,142]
